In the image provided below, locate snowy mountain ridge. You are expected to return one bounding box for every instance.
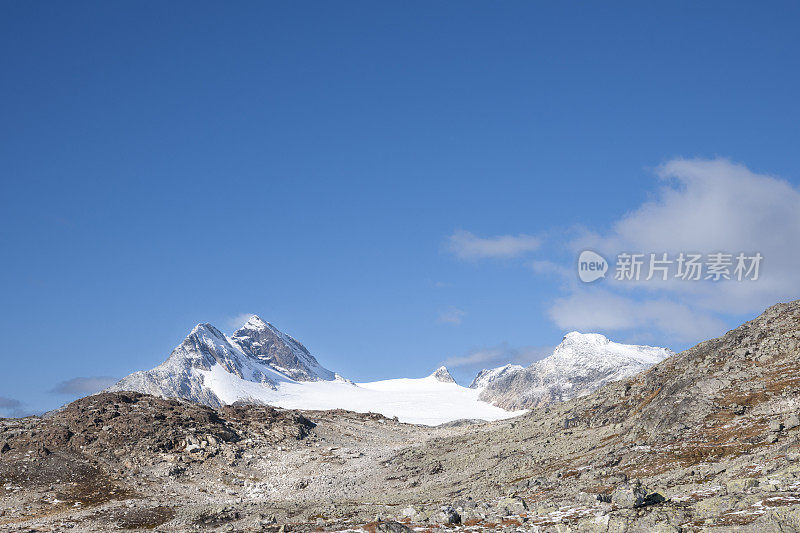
[107,316,521,425]
[108,319,670,424]
[476,332,673,410]
[469,364,524,389]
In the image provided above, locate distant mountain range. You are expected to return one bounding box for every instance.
[107,317,519,425]
[473,332,673,409]
[108,316,671,424]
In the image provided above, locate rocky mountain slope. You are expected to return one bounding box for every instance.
[3,300,800,531]
[107,323,289,407]
[477,332,672,409]
[230,316,335,381]
[469,363,523,389]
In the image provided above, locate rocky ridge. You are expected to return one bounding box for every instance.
[469,364,524,389]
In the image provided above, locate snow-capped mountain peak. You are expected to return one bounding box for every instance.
[430,366,456,383]
[550,331,669,367]
[171,323,251,375]
[240,314,268,330]
[230,319,335,382]
[107,321,281,407]
[562,331,610,345]
[477,333,673,410]
[108,317,337,407]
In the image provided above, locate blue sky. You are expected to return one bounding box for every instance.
[2,1,800,416]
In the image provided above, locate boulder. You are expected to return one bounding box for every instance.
[726,478,760,492]
[431,506,460,525]
[496,496,527,515]
[375,521,413,533]
[399,506,417,520]
[784,414,800,430]
[611,483,665,508]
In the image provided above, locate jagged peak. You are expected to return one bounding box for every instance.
[189,323,226,338]
[227,315,336,382]
[431,366,456,383]
[234,316,290,339]
[241,315,268,330]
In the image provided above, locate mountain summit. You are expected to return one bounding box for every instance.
[106,319,669,423]
[430,366,456,383]
[476,332,672,409]
[108,319,335,407]
[230,315,335,381]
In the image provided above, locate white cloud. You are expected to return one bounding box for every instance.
[0,396,28,417]
[446,230,541,260]
[51,376,118,396]
[226,313,256,331]
[548,289,728,344]
[0,396,21,409]
[581,158,800,312]
[443,344,553,369]
[437,307,465,326]
[444,346,507,368]
[541,157,800,344]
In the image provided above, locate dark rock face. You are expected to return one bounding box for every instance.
[375,520,414,533]
[469,364,523,389]
[230,316,335,381]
